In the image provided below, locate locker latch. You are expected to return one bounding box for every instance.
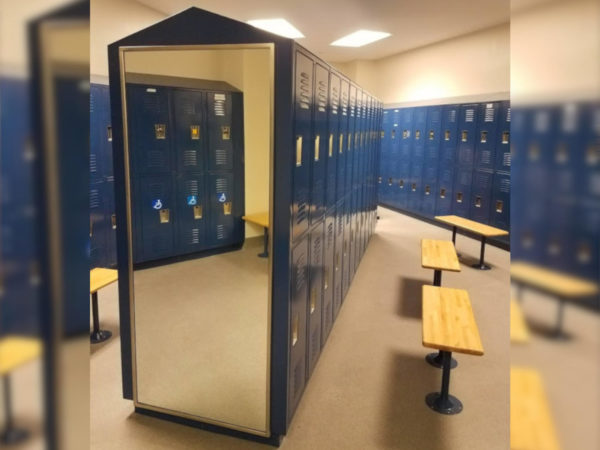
[495,200,503,213]
[314,135,320,161]
[380,130,384,138]
[223,202,232,215]
[444,130,450,141]
[159,209,170,223]
[461,130,468,142]
[348,133,352,151]
[388,177,393,186]
[193,205,203,219]
[107,126,112,142]
[440,188,446,198]
[402,130,408,139]
[296,136,303,166]
[328,134,333,157]
[335,252,340,272]
[391,129,396,139]
[339,133,344,154]
[577,243,592,263]
[378,176,382,183]
[480,131,487,143]
[502,131,509,144]
[111,214,117,229]
[411,183,417,192]
[292,315,298,346]
[429,130,434,140]
[399,179,404,188]
[555,144,568,164]
[190,125,200,140]
[310,288,316,314]
[221,126,231,140]
[456,192,463,203]
[586,144,599,165]
[324,267,329,290]
[475,196,482,207]
[155,124,166,139]
[415,130,421,140]
[425,185,430,195]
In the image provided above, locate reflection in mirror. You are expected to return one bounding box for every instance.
[121,46,272,435]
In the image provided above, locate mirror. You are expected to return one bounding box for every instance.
[120,45,273,436]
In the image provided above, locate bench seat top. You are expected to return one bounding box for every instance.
[511,261,598,298]
[90,268,118,294]
[242,212,269,229]
[435,215,509,237]
[422,285,484,356]
[0,336,42,375]
[421,239,461,272]
[510,298,530,344]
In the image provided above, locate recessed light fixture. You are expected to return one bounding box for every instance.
[247,18,304,39]
[330,30,391,47]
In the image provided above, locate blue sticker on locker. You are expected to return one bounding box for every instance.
[152,199,163,209]
[218,192,227,203]
[187,195,197,206]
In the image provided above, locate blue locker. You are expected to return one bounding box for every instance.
[346,85,356,198]
[452,167,473,218]
[470,169,494,224]
[440,104,459,167]
[411,106,428,159]
[90,84,107,184]
[457,103,479,168]
[90,180,107,267]
[292,51,313,242]
[135,175,175,263]
[342,195,351,299]
[572,203,600,281]
[176,174,207,253]
[474,102,500,171]
[494,101,511,173]
[424,106,442,162]
[421,165,438,217]
[321,209,335,344]
[407,161,424,213]
[173,88,205,173]
[326,72,340,209]
[553,103,582,197]
[332,200,344,319]
[288,237,309,419]
[378,110,392,203]
[394,160,410,209]
[311,63,328,224]
[127,84,172,175]
[581,104,600,200]
[490,172,510,230]
[307,222,324,376]
[105,179,117,267]
[206,173,242,247]
[336,79,349,199]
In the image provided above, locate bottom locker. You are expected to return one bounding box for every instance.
[490,172,510,230]
[207,173,244,248]
[176,173,207,254]
[332,201,344,320]
[307,222,324,376]
[288,237,309,421]
[470,169,494,224]
[452,167,473,218]
[435,167,455,216]
[342,199,351,300]
[321,209,335,344]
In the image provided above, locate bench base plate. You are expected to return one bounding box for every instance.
[426,392,463,415]
[91,329,112,344]
[426,352,457,369]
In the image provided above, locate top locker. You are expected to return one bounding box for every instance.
[474,102,501,172]
[456,103,480,168]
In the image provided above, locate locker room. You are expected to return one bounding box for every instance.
[83,2,597,450]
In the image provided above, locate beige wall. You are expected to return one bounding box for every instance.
[124,48,271,238]
[334,23,510,106]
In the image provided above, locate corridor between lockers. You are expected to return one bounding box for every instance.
[90,206,510,450]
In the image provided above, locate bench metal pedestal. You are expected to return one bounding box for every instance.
[90,291,112,344]
[426,351,463,415]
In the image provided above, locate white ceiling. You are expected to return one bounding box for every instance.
[135,0,510,63]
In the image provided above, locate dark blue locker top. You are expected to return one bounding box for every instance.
[292,50,313,242]
[127,83,173,175]
[326,72,340,208]
[474,102,501,171]
[311,63,329,224]
[424,106,443,159]
[440,104,460,165]
[456,103,480,167]
[495,101,511,173]
[173,88,206,173]
[337,79,349,198]
[411,106,428,149]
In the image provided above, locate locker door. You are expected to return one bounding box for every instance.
[378,109,391,204]
[440,104,459,167]
[321,210,335,344]
[173,88,205,173]
[89,180,106,268]
[470,169,494,224]
[490,172,510,230]
[337,79,349,199]
[127,84,172,175]
[90,84,105,185]
[332,201,344,319]
[136,175,175,263]
[422,106,442,216]
[326,72,340,209]
[474,102,500,171]
[395,160,410,209]
[311,63,328,224]
[408,107,426,213]
[176,174,207,254]
[457,103,479,168]
[105,179,117,267]
[452,167,473,218]
[307,222,324,376]
[346,85,356,198]
[342,198,351,300]
[494,101,511,173]
[421,165,438,217]
[288,237,309,420]
[206,90,237,172]
[207,173,241,247]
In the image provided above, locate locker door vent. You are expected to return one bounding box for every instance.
[481,150,491,165]
[215,148,229,167]
[183,150,197,167]
[484,105,495,122]
[90,188,100,209]
[500,178,511,193]
[465,109,475,122]
[299,72,310,110]
[216,224,225,240]
[147,150,166,168]
[317,80,327,112]
[503,152,511,167]
[448,110,457,122]
[331,86,339,115]
[341,90,348,116]
[142,93,161,113]
[506,108,511,122]
[213,93,226,116]
[188,228,200,244]
[90,154,97,174]
[215,177,228,193]
[186,179,199,196]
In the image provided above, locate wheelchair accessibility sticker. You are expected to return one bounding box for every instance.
[152,199,163,210]
[187,195,198,206]
[218,192,227,203]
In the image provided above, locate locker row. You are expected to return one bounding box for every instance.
[510,103,600,282]
[378,102,510,231]
[126,79,245,264]
[288,48,382,421]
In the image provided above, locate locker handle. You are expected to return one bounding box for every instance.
[440,188,446,199]
[495,200,503,213]
[461,130,468,142]
[480,131,487,143]
[577,243,592,263]
[339,133,344,154]
[292,315,299,347]
[348,133,352,151]
[310,287,316,314]
[221,126,231,140]
[415,130,421,140]
[425,185,430,195]
[324,267,329,290]
[388,177,393,186]
[402,130,408,139]
[456,192,463,203]
[194,205,203,219]
[391,129,395,139]
[159,209,170,223]
[155,124,166,139]
[89,219,93,237]
[314,135,320,161]
[296,136,303,166]
[223,202,232,215]
[328,134,333,157]
[475,196,482,207]
[335,252,340,272]
[378,176,382,184]
[411,183,417,192]
[111,214,117,229]
[190,125,200,140]
[502,131,509,144]
[428,130,434,140]
[444,130,450,141]
[399,179,404,188]
[107,126,112,142]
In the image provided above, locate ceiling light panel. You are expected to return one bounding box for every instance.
[330,30,391,47]
[247,18,304,39]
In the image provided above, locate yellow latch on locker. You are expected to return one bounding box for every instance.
[440,188,446,198]
[221,126,231,140]
[310,288,316,314]
[111,214,116,229]
[456,192,463,203]
[444,130,450,141]
[314,135,320,161]
[429,130,434,140]
[292,315,298,346]
[296,136,303,166]
[159,209,170,223]
[495,200,503,213]
[155,124,166,139]
[328,134,333,157]
[194,205,203,219]
[461,130,468,142]
[223,202,232,215]
[339,133,344,154]
[190,125,200,140]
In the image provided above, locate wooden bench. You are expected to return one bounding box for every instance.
[90,268,118,344]
[511,367,560,450]
[0,336,42,444]
[242,212,269,258]
[435,215,508,270]
[511,261,599,339]
[421,239,461,286]
[510,298,530,344]
[422,285,484,414]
